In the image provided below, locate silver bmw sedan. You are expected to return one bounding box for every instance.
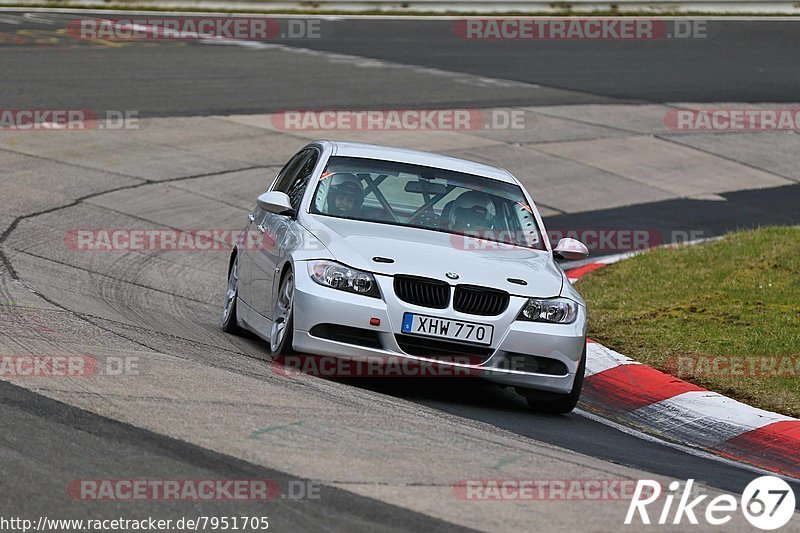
[222,140,589,413]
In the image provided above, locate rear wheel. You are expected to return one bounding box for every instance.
[221,254,243,335]
[270,271,295,356]
[518,345,586,414]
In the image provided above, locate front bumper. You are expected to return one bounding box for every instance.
[291,267,586,394]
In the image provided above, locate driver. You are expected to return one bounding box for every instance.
[448,191,496,233]
[326,173,364,216]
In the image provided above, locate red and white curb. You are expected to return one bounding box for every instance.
[566,250,800,480]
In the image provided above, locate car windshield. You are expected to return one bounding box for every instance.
[310,156,546,250]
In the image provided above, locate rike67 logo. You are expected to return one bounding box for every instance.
[626,477,796,530]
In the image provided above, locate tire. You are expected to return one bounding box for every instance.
[518,345,586,414]
[221,253,243,335]
[270,270,295,356]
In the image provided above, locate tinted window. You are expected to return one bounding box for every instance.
[272,149,309,193]
[285,150,319,211]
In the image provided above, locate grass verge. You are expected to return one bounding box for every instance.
[578,226,800,418]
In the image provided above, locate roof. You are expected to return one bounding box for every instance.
[314,140,518,184]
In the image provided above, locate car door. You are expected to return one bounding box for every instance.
[251,147,320,320]
[238,150,307,308]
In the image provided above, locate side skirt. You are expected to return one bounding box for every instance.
[236,297,272,343]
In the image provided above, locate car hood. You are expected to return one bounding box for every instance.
[303,215,564,297]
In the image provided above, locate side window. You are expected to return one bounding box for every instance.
[272,150,309,193]
[284,150,320,211]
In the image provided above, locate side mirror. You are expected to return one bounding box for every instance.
[553,237,589,261]
[256,191,295,217]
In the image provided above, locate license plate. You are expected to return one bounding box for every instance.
[401,313,493,345]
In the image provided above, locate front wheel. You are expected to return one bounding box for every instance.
[221,254,243,335]
[517,345,586,414]
[270,271,295,356]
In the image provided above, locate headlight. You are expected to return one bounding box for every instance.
[518,297,579,324]
[307,260,380,298]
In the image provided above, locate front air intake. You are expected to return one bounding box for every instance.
[453,285,509,316]
[393,275,450,309]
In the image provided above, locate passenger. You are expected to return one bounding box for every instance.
[326,173,364,216]
[448,191,496,232]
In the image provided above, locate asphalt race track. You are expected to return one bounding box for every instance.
[3,14,800,114]
[1,10,799,530]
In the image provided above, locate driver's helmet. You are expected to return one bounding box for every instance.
[326,173,364,216]
[449,191,496,232]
